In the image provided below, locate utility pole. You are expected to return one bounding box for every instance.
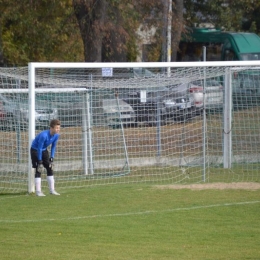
[167,0,172,76]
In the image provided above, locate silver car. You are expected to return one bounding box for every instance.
[0,93,58,130]
[103,99,136,127]
[37,92,83,127]
[188,79,223,111]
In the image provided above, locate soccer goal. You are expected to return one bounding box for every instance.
[1,61,260,194]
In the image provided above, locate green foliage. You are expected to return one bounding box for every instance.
[249,21,257,33]
[1,0,83,65]
[184,0,260,34]
[126,36,138,62]
[0,184,260,259]
[2,0,260,64]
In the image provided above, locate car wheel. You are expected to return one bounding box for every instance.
[0,121,7,131]
[147,113,157,127]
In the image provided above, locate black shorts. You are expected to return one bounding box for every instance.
[30,148,50,168]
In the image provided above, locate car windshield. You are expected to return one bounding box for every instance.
[0,93,29,104]
[191,79,221,87]
[147,91,171,98]
[121,88,173,99]
[240,53,260,60]
[240,78,254,88]
[175,97,188,103]
[36,93,82,103]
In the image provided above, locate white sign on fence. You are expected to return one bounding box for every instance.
[102,67,113,77]
[140,90,147,103]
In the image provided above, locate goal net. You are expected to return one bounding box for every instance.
[1,62,260,194]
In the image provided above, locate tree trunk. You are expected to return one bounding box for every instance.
[171,0,183,61]
[73,0,107,62]
[0,18,4,66]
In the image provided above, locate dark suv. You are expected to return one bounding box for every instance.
[120,88,196,126]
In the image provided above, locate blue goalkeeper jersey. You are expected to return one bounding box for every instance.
[31,130,60,161]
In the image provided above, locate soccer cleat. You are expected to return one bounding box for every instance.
[36,191,46,197]
[50,190,60,195]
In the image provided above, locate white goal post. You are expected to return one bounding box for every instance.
[1,60,260,194]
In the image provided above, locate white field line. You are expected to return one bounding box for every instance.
[0,200,259,224]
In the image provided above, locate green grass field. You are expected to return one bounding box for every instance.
[1,183,260,260]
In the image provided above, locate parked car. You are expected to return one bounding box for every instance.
[164,96,195,121]
[35,89,136,128]
[232,71,260,109]
[37,92,83,127]
[0,93,58,130]
[120,87,196,126]
[0,100,7,130]
[93,99,136,127]
[188,79,223,111]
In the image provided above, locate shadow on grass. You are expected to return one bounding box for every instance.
[0,192,28,196]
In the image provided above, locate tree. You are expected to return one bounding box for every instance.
[0,0,84,66]
[171,0,184,61]
[73,0,155,62]
[0,20,3,66]
[73,0,184,62]
[73,0,107,62]
[1,0,184,64]
[184,0,260,34]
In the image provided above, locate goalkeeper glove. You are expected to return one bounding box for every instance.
[49,157,54,170]
[37,161,44,174]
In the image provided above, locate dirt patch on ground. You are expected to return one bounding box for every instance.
[156,182,260,190]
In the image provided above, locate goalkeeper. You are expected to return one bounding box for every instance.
[30,119,61,196]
